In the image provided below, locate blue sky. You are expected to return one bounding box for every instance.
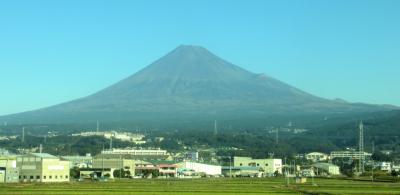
[0,0,399,115]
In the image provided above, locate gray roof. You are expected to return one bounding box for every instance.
[31,153,58,159]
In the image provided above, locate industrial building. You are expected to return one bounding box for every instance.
[17,153,70,182]
[330,151,372,160]
[61,154,93,168]
[99,148,169,160]
[158,164,177,178]
[233,157,282,175]
[102,148,167,156]
[176,161,221,176]
[92,157,136,176]
[306,152,329,162]
[313,163,340,175]
[0,156,19,183]
[71,131,145,144]
[79,168,115,179]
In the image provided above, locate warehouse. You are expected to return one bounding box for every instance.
[17,153,70,182]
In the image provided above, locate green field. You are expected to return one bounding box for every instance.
[0,178,399,195]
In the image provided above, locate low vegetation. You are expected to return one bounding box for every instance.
[0,178,399,195]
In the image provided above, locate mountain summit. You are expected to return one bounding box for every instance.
[0,45,392,125]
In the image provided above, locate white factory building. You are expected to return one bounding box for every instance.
[176,161,221,176]
[313,163,340,175]
[234,157,282,175]
[101,148,167,156]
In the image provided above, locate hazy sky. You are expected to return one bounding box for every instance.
[0,0,399,115]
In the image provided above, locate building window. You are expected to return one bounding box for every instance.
[44,176,46,179]
[23,175,26,179]
[256,163,260,166]
[265,164,268,166]
[19,176,21,179]
[239,163,243,166]
[65,175,69,179]
[49,176,52,179]
[30,176,34,179]
[36,176,40,179]
[55,175,58,179]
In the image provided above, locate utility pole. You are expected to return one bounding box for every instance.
[229,156,232,178]
[102,144,104,178]
[359,121,364,173]
[120,155,122,179]
[214,120,218,135]
[285,169,289,186]
[371,140,375,182]
[22,127,25,143]
[109,137,113,150]
[311,166,315,185]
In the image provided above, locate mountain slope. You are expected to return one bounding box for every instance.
[0,45,394,124]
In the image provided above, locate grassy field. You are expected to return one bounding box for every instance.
[0,178,399,195]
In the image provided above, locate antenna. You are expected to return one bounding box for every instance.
[359,120,364,173]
